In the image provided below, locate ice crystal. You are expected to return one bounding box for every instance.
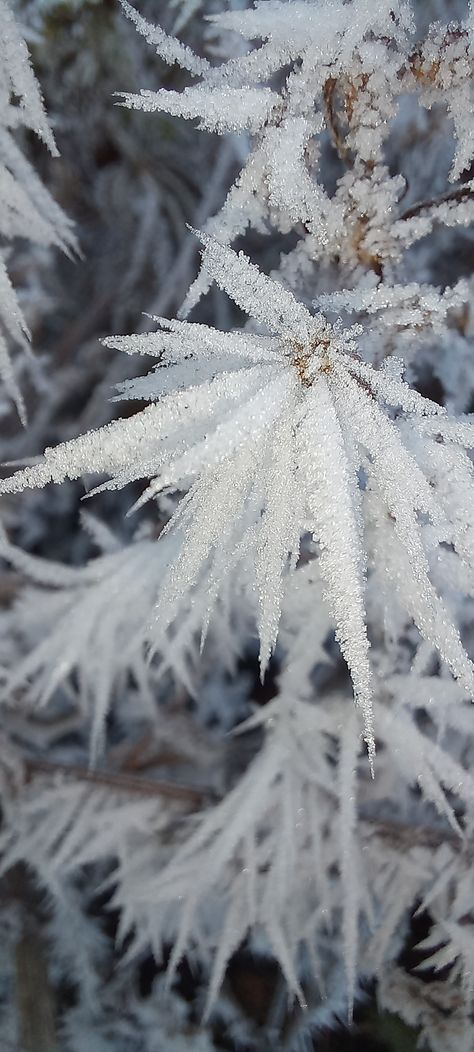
[3,231,474,765]
[2,0,474,1040]
[0,0,75,420]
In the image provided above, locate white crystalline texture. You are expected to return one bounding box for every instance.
[4,0,474,1031]
[119,0,209,75]
[0,0,75,420]
[4,231,474,774]
[119,86,279,134]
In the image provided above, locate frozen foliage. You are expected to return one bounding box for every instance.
[3,232,474,769]
[0,0,74,421]
[118,0,474,308]
[0,512,248,759]
[2,0,474,1047]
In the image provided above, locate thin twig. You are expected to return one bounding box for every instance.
[16,931,57,1052]
[23,757,469,850]
[362,816,467,853]
[399,183,474,223]
[24,757,214,806]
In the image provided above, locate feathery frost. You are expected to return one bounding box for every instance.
[3,0,474,1039]
[0,0,75,421]
[3,233,474,765]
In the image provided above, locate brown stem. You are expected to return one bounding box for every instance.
[23,759,469,853]
[399,183,474,223]
[24,757,213,806]
[323,77,353,167]
[404,27,469,87]
[16,930,57,1052]
[363,816,466,853]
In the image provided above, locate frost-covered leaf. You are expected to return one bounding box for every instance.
[3,236,474,762]
[0,0,75,420]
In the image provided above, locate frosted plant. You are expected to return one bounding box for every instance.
[3,233,474,766]
[378,967,474,1052]
[0,0,74,421]
[94,561,474,1021]
[0,511,249,758]
[117,0,474,307]
[61,977,219,1052]
[2,0,474,1045]
[4,572,474,1036]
